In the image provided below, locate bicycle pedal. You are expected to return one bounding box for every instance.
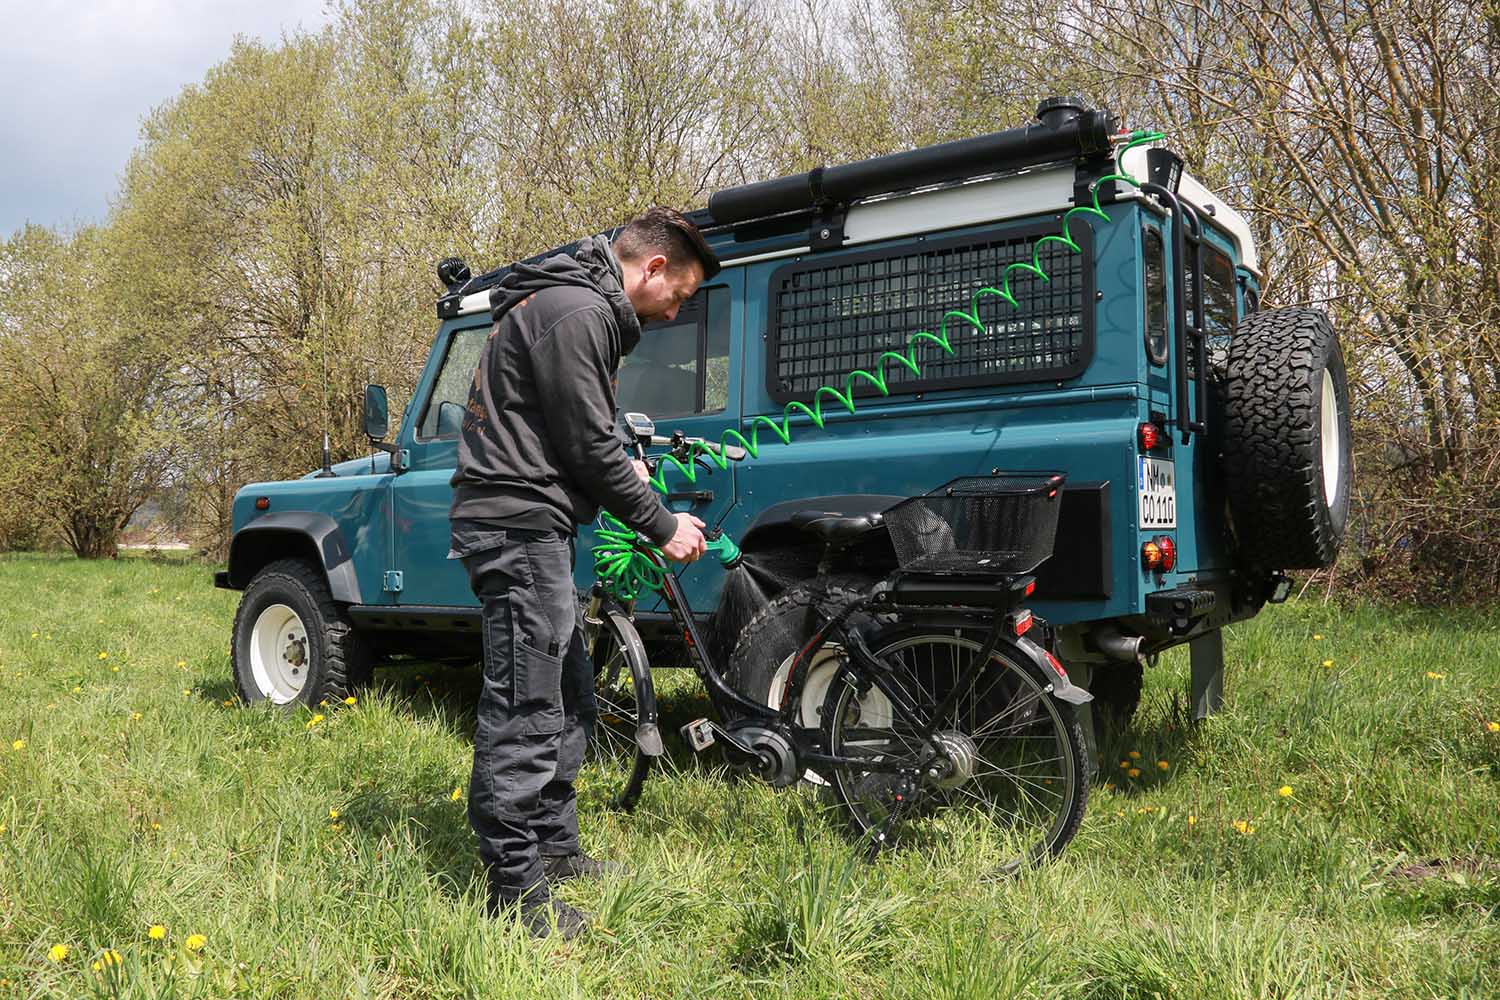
[681,718,716,752]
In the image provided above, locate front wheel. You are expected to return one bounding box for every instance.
[822,629,1088,873]
[587,611,654,811]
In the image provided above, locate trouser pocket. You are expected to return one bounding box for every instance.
[512,631,565,735]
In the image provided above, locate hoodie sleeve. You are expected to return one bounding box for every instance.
[529,305,679,546]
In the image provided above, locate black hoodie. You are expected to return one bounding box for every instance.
[448,237,677,546]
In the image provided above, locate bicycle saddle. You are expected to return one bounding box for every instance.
[790,510,884,544]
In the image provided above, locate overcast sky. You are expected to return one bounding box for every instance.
[1,0,331,236]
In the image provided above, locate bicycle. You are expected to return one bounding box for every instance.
[583,413,1094,869]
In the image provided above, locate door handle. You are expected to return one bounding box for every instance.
[665,490,714,504]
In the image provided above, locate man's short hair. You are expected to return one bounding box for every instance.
[612,207,721,280]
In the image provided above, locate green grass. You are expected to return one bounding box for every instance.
[1,551,1497,998]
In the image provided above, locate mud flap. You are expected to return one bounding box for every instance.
[1015,635,1094,705]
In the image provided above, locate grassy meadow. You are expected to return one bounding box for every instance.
[0,551,1497,998]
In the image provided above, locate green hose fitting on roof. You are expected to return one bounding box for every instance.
[591,129,1166,601]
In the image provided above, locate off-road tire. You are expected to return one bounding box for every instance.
[1220,306,1352,569]
[726,574,878,715]
[232,558,372,707]
[1088,659,1143,734]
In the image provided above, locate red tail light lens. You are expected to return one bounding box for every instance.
[1157,535,1177,571]
[1138,421,1163,451]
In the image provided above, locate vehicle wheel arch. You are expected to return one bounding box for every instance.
[227,512,362,605]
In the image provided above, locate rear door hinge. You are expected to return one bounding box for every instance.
[383,571,404,594]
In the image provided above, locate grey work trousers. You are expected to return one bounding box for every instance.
[460,529,596,899]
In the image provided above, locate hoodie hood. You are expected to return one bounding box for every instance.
[488,236,643,355]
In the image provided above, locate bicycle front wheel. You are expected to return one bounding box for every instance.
[822,629,1088,871]
[588,611,654,811]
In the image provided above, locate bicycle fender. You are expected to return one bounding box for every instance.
[1012,635,1093,706]
[604,608,664,756]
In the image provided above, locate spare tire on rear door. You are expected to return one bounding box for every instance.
[1220,306,1352,569]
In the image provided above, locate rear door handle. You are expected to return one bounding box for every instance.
[665,491,714,503]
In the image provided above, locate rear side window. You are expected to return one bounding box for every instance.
[766,223,1094,401]
[618,285,730,417]
[1143,226,1168,365]
[417,324,489,440]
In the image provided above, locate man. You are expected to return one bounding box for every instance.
[448,207,719,938]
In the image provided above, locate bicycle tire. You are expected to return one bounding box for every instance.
[821,626,1088,872]
[588,610,654,811]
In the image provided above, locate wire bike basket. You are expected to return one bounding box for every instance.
[883,473,1066,577]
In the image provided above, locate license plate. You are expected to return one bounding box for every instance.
[1138,457,1176,529]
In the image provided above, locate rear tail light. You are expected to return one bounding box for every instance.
[1142,535,1177,572]
[1012,609,1033,636]
[1138,421,1164,451]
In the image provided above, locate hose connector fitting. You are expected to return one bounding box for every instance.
[705,531,743,569]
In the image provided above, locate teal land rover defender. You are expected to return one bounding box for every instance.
[216,98,1351,743]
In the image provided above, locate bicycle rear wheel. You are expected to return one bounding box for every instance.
[588,612,653,811]
[822,628,1088,872]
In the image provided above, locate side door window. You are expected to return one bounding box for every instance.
[1143,225,1168,366]
[618,286,731,416]
[415,324,490,440]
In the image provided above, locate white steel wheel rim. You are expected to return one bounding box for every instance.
[767,645,851,786]
[250,603,311,704]
[1320,370,1341,507]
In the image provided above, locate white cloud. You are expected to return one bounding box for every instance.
[1,0,330,235]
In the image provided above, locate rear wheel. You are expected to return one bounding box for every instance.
[822,629,1088,872]
[587,614,652,811]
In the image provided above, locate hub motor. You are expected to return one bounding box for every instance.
[927,731,979,790]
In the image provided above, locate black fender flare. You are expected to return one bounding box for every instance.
[226,512,363,605]
[739,493,903,552]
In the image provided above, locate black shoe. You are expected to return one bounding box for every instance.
[517,894,589,940]
[541,851,627,884]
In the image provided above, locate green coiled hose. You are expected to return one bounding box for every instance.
[591,130,1165,600]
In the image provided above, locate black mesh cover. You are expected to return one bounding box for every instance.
[768,223,1093,400]
[883,474,1066,576]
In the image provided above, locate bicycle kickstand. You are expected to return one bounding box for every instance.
[865,773,918,861]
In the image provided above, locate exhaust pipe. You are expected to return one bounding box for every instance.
[1092,625,1144,664]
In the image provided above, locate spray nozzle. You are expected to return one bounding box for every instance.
[703,529,743,569]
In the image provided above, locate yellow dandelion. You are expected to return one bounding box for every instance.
[150,822,161,831]
[319,699,328,708]
[1426,671,1445,680]
[343,695,357,705]
[130,712,142,721]
[305,714,325,729]
[328,808,339,820]
[147,925,166,941]
[98,651,108,660]
[328,822,344,832]
[1157,760,1170,771]
[72,686,82,693]
[182,689,192,696]
[1128,750,1141,760]
[1322,659,1334,668]
[0,823,6,834]
[1119,760,1130,769]
[1278,785,1294,797]
[48,943,69,962]
[1233,819,1255,835]
[176,660,186,669]
[1312,633,1323,640]
[111,666,119,673]
[1127,767,1142,778]
[30,631,39,639]
[1187,814,1197,826]
[450,787,463,801]
[1487,721,1499,733]
[9,739,24,751]
[222,699,233,707]
[185,933,206,952]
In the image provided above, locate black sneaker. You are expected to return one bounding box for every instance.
[541,851,627,884]
[517,894,589,940]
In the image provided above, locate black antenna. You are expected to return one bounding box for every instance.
[314,171,335,478]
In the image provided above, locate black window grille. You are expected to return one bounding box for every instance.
[767,223,1093,402]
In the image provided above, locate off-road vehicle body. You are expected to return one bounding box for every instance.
[217,99,1351,736]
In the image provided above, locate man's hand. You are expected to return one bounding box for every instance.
[659,512,707,562]
[631,459,651,484]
